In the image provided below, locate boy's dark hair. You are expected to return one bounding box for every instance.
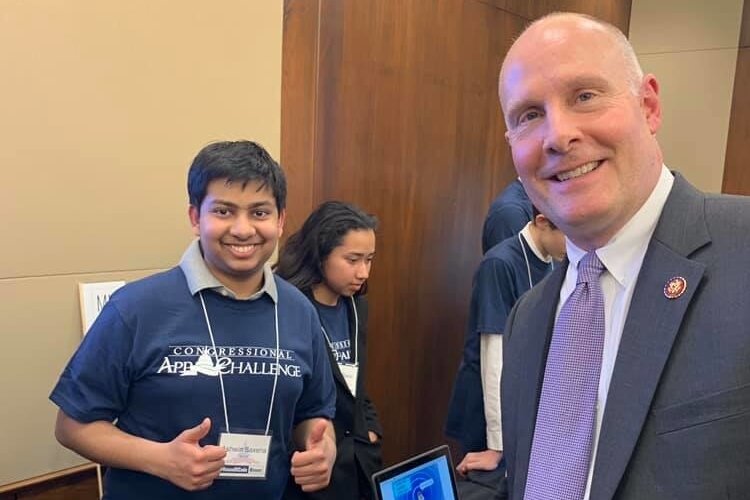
[276,201,378,293]
[187,140,287,212]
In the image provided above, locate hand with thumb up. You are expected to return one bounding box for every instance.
[290,418,337,492]
[156,417,227,491]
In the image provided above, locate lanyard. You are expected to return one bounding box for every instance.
[198,291,280,436]
[320,296,358,365]
[518,231,554,290]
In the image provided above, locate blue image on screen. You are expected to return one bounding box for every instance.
[384,457,454,500]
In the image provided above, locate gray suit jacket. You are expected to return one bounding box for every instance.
[502,174,750,499]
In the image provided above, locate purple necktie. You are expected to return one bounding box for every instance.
[524,252,606,500]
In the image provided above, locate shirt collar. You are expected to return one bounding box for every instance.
[179,239,278,302]
[566,165,674,286]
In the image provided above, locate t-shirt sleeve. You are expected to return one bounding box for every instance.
[49,300,134,423]
[473,257,517,335]
[293,312,336,424]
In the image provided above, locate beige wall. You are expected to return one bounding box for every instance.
[629,0,744,192]
[0,1,282,486]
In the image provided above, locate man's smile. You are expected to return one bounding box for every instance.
[553,160,602,182]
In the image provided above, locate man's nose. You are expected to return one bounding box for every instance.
[542,106,581,155]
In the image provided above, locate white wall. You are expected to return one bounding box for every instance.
[629,0,744,192]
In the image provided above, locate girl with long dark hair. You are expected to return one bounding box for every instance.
[278,201,383,500]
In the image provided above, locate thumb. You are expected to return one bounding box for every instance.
[177,417,211,444]
[306,420,328,449]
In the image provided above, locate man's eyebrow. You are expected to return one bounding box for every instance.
[566,74,611,89]
[504,97,535,124]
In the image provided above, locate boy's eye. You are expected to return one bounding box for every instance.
[212,207,230,216]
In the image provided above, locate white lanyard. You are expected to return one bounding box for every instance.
[198,291,280,436]
[518,231,554,290]
[320,296,358,365]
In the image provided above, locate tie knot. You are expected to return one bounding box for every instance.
[577,252,605,284]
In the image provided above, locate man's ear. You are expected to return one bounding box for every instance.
[188,205,200,237]
[534,213,550,229]
[277,208,286,238]
[640,74,662,135]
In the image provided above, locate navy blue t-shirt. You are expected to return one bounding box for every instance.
[446,233,551,451]
[315,299,352,364]
[50,267,335,500]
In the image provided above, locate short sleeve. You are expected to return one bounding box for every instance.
[473,256,518,335]
[49,300,134,423]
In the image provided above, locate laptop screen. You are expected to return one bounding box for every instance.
[372,445,458,500]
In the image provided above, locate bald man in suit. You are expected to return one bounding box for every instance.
[498,12,750,500]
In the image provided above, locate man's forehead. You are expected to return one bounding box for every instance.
[518,15,608,45]
[500,24,621,100]
[503,17,611,70]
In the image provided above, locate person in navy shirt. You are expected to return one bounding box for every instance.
[447,207,565,484]
[277,201,383,500]
[50,141,337,500]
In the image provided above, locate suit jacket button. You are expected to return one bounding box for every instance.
[344,430,351,436]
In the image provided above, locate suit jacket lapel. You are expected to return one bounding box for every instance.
[590,174,710,499]
[513,264,566,499]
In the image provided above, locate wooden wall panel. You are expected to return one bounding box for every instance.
[281,0,321,234]
[723,48,750,195]
[307,0,527,463]
[724,0,750,195]
[282,0,631,466]
[15,474,98,500]
[741,0,749,48]
[0,466,98,500]
[481,0,631,31]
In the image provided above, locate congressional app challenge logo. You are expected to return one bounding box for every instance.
[157,345,302,378]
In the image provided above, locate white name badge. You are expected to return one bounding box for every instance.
[218,433,271,480]
[339,363,359,396]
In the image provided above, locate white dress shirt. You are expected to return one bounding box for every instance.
[555,166,674,500]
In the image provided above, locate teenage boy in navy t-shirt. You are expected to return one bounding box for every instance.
[50,141,337,500]
[447,208,565,480]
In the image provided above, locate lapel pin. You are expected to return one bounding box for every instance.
[664,276,687,299]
